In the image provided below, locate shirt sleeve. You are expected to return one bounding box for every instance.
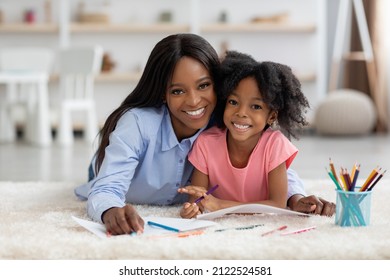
[265,131,305,199]
[87,111,144,223]
[188,133,209,176]
[287,168,306,198]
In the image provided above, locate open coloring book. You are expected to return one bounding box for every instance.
[196,204,309,220]
[72,216,217,239]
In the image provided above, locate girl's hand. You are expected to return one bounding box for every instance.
[178,185,222,212]
[197,194,221,212]
[180,202,201,219]
[102,205,144,235]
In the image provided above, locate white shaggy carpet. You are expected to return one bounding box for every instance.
[1,180,389,260]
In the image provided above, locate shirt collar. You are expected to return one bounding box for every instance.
[161,105,206,151]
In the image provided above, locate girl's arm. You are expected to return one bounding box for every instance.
[179,168,241,212]
[181,163,288,212]
[259,162,288,208]
[180,162,288,213]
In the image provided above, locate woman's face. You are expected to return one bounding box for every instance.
[165,56,216,140]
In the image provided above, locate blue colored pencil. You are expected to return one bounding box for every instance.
[147,221,179,232]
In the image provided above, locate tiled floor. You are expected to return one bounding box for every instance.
[1,133,389,184]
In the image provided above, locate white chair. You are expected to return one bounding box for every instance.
[0,47,54,146]
[56,45,103,146]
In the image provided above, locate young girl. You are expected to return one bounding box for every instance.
[75,35,333,235]
[179,51,311,218]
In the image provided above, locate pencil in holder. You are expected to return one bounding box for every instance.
[335,187,372,227]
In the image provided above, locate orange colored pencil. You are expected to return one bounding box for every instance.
[329,158,341,186]
[360,167,380,192]
[367,170,386,191]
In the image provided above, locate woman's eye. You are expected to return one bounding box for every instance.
[171,89,184,95]
[199,82,210,90]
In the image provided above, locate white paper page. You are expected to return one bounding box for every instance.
[72,216,107,238]
[72,216,217,239]
[197,204,309,220]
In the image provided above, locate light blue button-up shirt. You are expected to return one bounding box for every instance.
[75,106,202,222]
[75,105,306,223]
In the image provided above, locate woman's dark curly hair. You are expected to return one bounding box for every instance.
[215,51,310,140]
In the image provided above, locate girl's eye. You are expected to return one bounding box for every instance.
[228,99,238,106]
[171,89,184,95]
[252,104,262,110]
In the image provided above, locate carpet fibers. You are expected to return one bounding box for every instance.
[1,180,389,259]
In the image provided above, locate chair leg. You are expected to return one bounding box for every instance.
[0,103,16,143]
[24,80,52,147]
[84,107,98,145]
[57,105,74,146]
[0,84,17,142]
[35,81,52,147]
[24,83,36,144]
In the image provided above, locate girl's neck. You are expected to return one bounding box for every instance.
[226,131,261,168]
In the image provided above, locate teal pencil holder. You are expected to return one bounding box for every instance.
[335,188,372,227]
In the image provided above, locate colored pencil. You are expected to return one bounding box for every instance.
[360,167,380,192]
[342,168,353,191]
[215,224,264,232]
[350,163,360,190]
[148,230,205,239]
[147,221,180,232]
[339,169,348,191]
[329,158,341,186]
[326,168,342,191]
[261,225,288,237]
[194,184,219,204]
[280,226,316,236]
[350,162,357,182]
[367,170,386,191]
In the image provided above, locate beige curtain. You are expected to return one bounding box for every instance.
[344,0,388,132]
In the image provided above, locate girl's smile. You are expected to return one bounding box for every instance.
[224,77,276,146]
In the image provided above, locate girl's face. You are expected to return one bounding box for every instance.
[223,77,277,145]
[165,56,216,140]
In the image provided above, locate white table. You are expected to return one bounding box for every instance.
[0,71,52,146]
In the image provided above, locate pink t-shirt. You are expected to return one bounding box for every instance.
[188,126,298,202]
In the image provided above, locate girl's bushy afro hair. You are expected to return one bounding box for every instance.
[215,51,310,140]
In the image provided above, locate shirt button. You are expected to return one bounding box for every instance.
[179,159,183,163]
[176,183,180,187]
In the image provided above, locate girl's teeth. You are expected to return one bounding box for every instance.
[234,123,249,129]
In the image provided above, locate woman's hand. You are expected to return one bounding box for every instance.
[288,194,336,216]
[102,205,144,235]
